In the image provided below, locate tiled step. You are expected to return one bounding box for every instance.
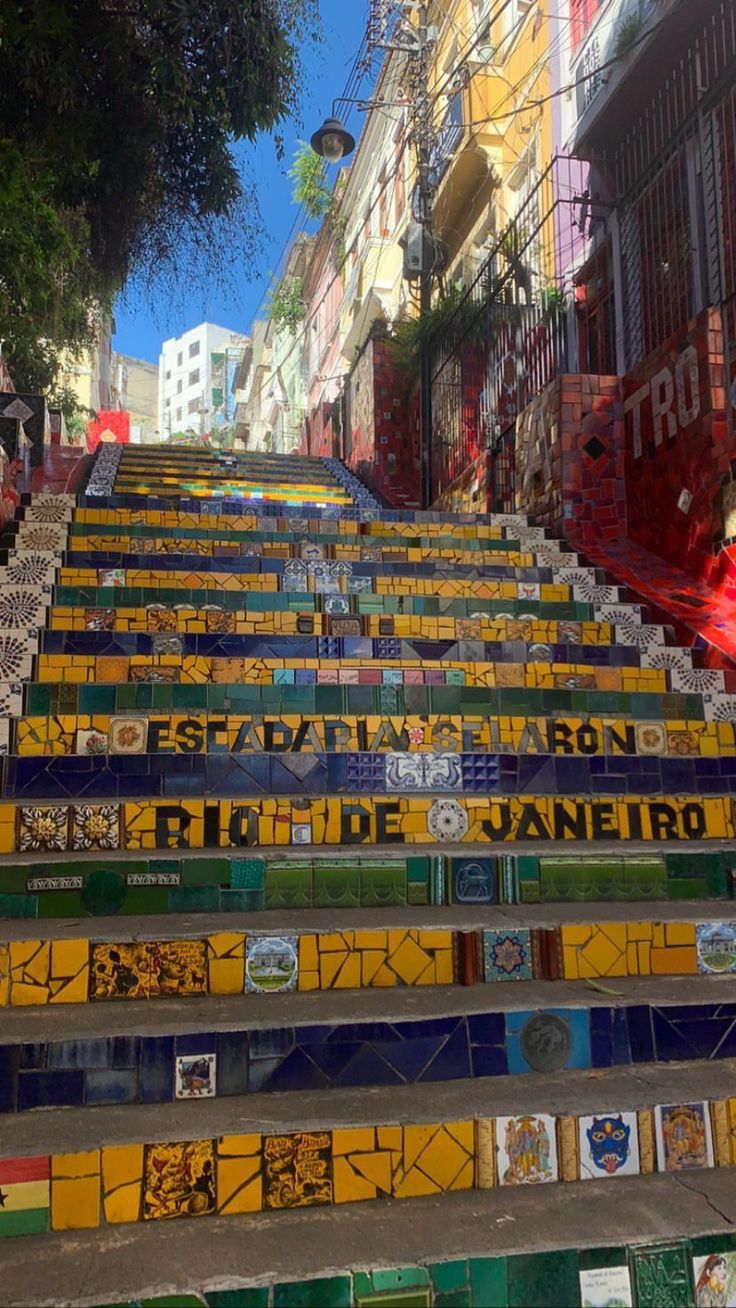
[0,902,733,1009]
[12,709,736,759]
[1,971,735,1111]
[0,1175,734,1308]
[0,1061,733,1243]
[0,847,727,921]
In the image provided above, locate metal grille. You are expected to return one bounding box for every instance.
[428,156,575,500]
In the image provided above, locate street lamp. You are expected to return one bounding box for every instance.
[310,116,356,164]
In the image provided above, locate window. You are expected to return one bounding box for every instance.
[571,0,603,55]
[165,398,170,408]
[189,340,200,358]
[176,379,183,394]
[177,352,183,366]
[576,240,616,376]
[176,407,182,422]
[379,170,389,235]
[188,398,200,415]
[165,370,171,380]
[189,368,200,387]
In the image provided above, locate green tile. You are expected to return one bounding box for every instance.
[469,1257,507,1307]
[0,893,38,918]
[230,858,265,890]
[169,885,220,912]
[35,891,89,918]
[367,1268,430,1292]
[265,864,313,909]
[407,881,430,905]
[516,855,539,883]
[272,1276,351,1308]
[358,861,406,906]
[430,1260,468,1293]
[205,1292,268,1308]
[666,878,708,900]
[520,881,542,903]
[181,858,230,886]
[313,862,360,908]
[121,887,170,914]
[507,1251,578,1308]
[220,888,263,911]
[0,864,32,893]
[630,1241,693,1308]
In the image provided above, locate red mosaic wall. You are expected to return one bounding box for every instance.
[86,410,130,454]
[346,340,420,509]
[623,308,733,583]
[514,373,624,546]
[433,452,494,515]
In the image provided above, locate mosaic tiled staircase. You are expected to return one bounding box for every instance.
[1,443,736,1305]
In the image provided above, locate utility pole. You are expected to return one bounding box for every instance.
[412,4,435,510]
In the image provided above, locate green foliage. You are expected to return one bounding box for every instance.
[388,284,472,377]
[0,0,317,393]
[289,143,331,221]
[268,276,306,335]
[613,13,644,58]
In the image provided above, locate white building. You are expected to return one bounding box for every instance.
[158,322,248,439]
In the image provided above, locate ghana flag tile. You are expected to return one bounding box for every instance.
[0,1154,50,1235]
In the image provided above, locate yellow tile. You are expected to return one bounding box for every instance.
[207,932,244,959]
[332,1156,377,1204]
[434,949,454,985]
[349,1150,393,1195]
[651,945,697,975]
[562,946,580,980]
[332,1128,377,1156]
[388,935,432,986]
[298,971,320,991]
[217,1156,262,1214]
[49,969,90,1005]
[104,1181,142,1224]
[218,1135,261,1157]
[637,941,652,975]
[208,958,244,994]
[665,922,696,946]
[418,929,453,950]
[53,1150,100,1178]
[627,922,653,943]
[102,1144,144,1193]
[353,931,388,950]
[319,950,347,989]
[332,951,362,989]
[652,923,666,948]
[626,942,639,974]
[298,935,319,973]
[361,950,387,986]
[377,1126,402,1152]
[51,1175,100,1230]
[560,924,592,946]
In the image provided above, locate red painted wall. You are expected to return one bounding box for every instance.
[87,410,131,454]
[346,339,420,509]
[623,308,733,582]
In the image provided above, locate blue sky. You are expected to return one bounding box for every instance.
[114,1,369,364]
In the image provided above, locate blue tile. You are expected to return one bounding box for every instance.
[589,1008,613,1068]
[257,1047,328,1093]
[47,1039,113,1069]
[374,1036,446,1082]
[626,1005,654,1063]
[333,1046,405,1088]
[468,1012,506,1045]
[175,1032,217,1056]
[248,1027,294,1059]
[111,1037,140,1068]
[0,1047,20,1112]
[139,1035,174,1102]
[301,1042,363,1080]
[505,1008,591,1075]
[470,1045,509,1077]
[18,1069,84,1111]
[85,1068,139,1105]
[19,1043,46,1070]
[418,1023,471,1082]
[216,1031,249,1096]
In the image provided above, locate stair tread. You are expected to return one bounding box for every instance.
[0,971,733,1042]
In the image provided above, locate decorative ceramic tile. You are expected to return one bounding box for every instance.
[695,922,736,974]
[109,718,148,754]
[635,722,667,755]
[450,857,497,903]
[98,568,126,587]
[263,1131,332,1209]
[18,805,68,852]
[25,496,73,523]
[578,1112,640,1179]
[579,1266,633,1308]
[245,936,298,993]
[427,799,469,842]
[0,634,35,680]
[655,1102,714,1172]
[692,1252,736,1307]
[0,587,49,629]
[3,553,60,586]
[15,524,68,552]
[483,929,532,981]
[76,729,109,756]
[631,1243,693,1308]
[174,1053,216,1099]
[84,608,115,632]
[71,804,120,851]
[496,1113,558,1184]
[670,668,725,695]
[143,1139,215,1219]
